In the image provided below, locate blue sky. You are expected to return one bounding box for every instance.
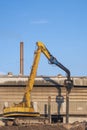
[0,0,87,77]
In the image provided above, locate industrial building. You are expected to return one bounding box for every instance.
[0,74,87,123]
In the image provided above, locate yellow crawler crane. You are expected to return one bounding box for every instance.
[3,41,72,125]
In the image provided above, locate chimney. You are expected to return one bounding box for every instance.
[20,42,24,75]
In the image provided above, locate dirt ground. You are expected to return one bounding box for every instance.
[0,125,64,130]
[0,125,67,130]
[0,122,87,130]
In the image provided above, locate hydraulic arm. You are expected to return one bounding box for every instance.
[25,41,71,108]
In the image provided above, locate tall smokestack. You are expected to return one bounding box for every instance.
[20,42,24,75]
